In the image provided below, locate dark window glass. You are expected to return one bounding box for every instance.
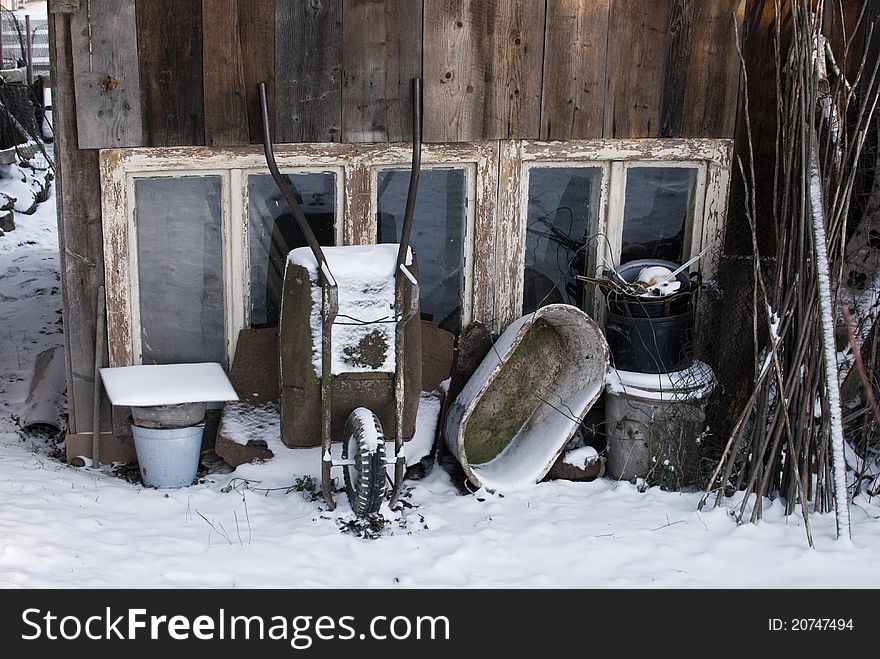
[248,172,336,328]
[523,167,602,315]
[135,176,225,365]
[621,167,697,264]
[377,168,466,334]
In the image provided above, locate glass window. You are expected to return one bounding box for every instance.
[135,176,225,365]
[377,168,466,334]
[522,166,602,315]
[247,172,336,328]
[621,167,697,264]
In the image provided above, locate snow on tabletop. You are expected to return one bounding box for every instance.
[99,362,238,407]
[287,244,413,377]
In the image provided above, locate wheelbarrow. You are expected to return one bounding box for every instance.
[258,80,423,516]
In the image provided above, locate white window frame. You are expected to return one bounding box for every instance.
[494,138,732,329]
[99,142,499,369]
[100,139,730,369]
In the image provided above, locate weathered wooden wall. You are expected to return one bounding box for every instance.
[59,0,871,439]
[64,0,748,150]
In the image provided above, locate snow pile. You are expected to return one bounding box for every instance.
[287,244,412,377]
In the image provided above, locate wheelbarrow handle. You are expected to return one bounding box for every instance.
[259,82,330,280]
[396,78,422,272]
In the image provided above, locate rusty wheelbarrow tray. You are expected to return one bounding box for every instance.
[444,304,610,491]
[259,79,423,516]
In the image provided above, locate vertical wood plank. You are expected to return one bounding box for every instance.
[275,0,342,142]
[341,0,422,142]
[49,11,111,434]
[69,0,142,148]
[681,0,744,137]
[540,0,610,140]
[424,0,545,142]
[604,0,671,138]
[202,0,249,146]
[136,0,205,146]
[238,0,275,144]
[659,0,694,137]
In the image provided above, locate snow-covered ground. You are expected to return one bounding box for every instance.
[2,182,880,589]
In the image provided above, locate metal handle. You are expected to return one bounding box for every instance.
[259,83,329,277]
[396,78,422,272]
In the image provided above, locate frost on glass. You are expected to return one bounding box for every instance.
[135,176,225,365]
[248,172,336,328]
[621,167,697,265]
[377,168,466,334]
[523,167,602,315]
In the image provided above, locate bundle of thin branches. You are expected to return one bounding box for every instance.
[702,0,879,544]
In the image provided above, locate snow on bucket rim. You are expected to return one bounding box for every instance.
[606,361,716,402]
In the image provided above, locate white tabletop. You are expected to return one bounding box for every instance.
[99,362,239,407]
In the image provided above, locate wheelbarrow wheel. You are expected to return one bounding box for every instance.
[342,408,387,517]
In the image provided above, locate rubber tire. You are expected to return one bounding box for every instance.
[342,409,387,517]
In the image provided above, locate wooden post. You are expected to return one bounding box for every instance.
[25,14,32,86]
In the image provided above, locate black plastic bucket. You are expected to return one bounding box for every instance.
[604,311,693,373]
[603,259,695,373]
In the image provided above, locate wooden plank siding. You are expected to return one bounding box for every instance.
[238,0,276,143]
[49,11,112,434]
[69,0,143,149]
[341,0,423,142]
[604,0,671,138]
[540,0,611,141]
[659,0,695,137]
[136,0,205,146]
[202,0,250,146]
[275,0,342,142]
[423,0,546,142]
[681,0,744,137]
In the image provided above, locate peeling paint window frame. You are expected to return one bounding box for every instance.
[494,139,733,328]
[98,143,497,369]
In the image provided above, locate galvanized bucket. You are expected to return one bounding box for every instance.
[131,422,205,488]
[604,362,716,486]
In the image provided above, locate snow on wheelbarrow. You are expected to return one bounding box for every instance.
[445,304,609,491]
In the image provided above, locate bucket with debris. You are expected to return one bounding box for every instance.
[604,259,695,373]
[444,304,609,491]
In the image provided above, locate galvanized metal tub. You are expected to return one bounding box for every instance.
[444,304,609,491]
[604,361,716,485]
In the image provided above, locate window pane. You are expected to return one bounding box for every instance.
[248,172,336,328]
[523,167,602,315]
[135,176,225,365]
[621,167,697,264]
[377,168,466,334]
